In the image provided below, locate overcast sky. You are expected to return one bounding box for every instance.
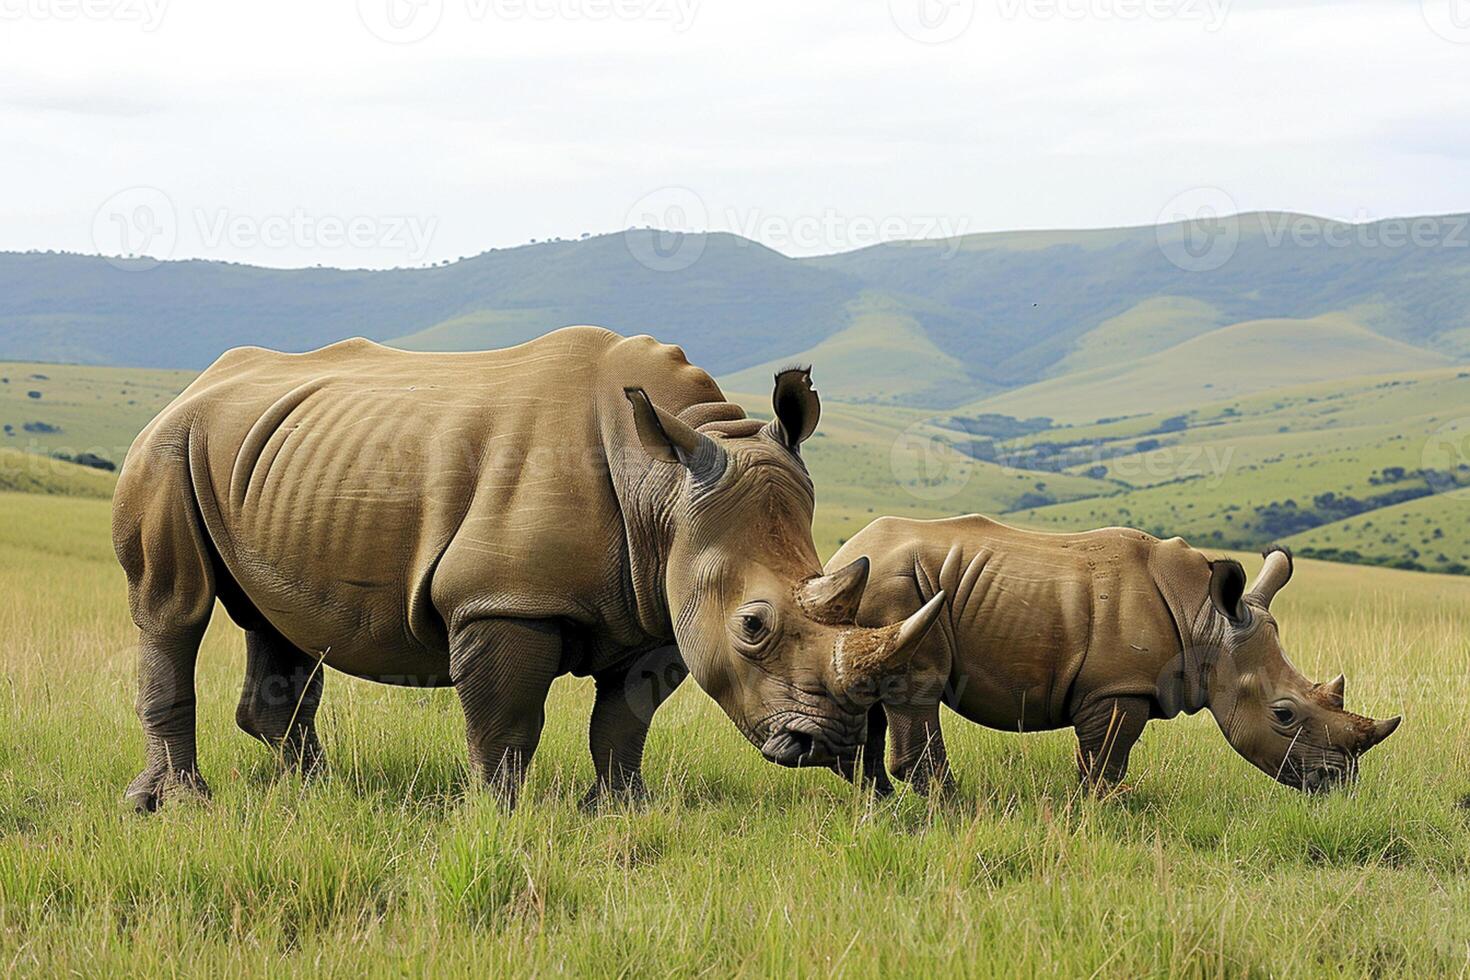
[2,0,1467,268]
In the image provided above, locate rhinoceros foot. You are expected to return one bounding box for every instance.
[125,766,211,814]
[579,774,651,813]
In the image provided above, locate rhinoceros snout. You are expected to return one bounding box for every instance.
[759,713,859,768]
[761,730,815,767]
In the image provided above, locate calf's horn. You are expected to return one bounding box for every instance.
[832,591,947,694]
[1361,715,1402,751]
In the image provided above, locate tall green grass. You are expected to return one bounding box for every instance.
[2,492,1468,975]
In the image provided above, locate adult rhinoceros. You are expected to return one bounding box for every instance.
[829,516,1400,795]
[112,327,944,811]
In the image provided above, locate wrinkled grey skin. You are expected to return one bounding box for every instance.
[112,328,941,811]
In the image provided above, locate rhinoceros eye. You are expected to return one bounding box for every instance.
[1271,704,1298,727]
[730,602,774,655]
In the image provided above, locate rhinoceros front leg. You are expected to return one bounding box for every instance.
[450,617,562,807]
[886,702,953,796]
[581,644,687,810]
[1072,695,1150,793]
[235,626,326,777]
[846,704,896,797]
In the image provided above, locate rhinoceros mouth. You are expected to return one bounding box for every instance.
[1277,754,1356,793]
[756,710,863,768]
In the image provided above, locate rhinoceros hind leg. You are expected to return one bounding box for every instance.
[236,626,326,777]
[580,644,687,811]
[886,703,953,797]
[125,626,212,813]
[115,435,221,813]
[450,617,562,807]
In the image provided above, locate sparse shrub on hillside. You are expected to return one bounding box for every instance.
[22,421,60,434]
[26,390,41,400]
[944,413,1053,439]
[50,450,115,472]
[1012,491,1056,511]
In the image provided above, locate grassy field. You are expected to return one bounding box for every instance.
[0,360,193,465]
[7,353,1470,574]
[990,366,1470,574]
[1,490,1468,974]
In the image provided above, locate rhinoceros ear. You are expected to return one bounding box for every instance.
[625,388,723,476]
[768,367,820,451]
[1208,558,1250,628]
[1248,546,1293,609]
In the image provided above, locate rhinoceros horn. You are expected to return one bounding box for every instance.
[1319,673,1345,709]
[1359,715,1402,751]
[832,591,947,692]
[1249,546,1293,609]
[798,556,870,624]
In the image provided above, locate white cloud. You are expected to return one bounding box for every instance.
[0,0,1466,267]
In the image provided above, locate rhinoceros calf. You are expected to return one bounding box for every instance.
[112,327,944,811]
[829,516,1400,794]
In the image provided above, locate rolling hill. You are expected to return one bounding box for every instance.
[5,211,1470,576]
[5,212,1470,412]
[959,313,1452,423]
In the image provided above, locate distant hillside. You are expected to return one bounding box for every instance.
[6,358,1470,575]
[4,212,1469,408]
[815,213,1470,388]
[0,233,855,379]
[961,312,1452,423]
